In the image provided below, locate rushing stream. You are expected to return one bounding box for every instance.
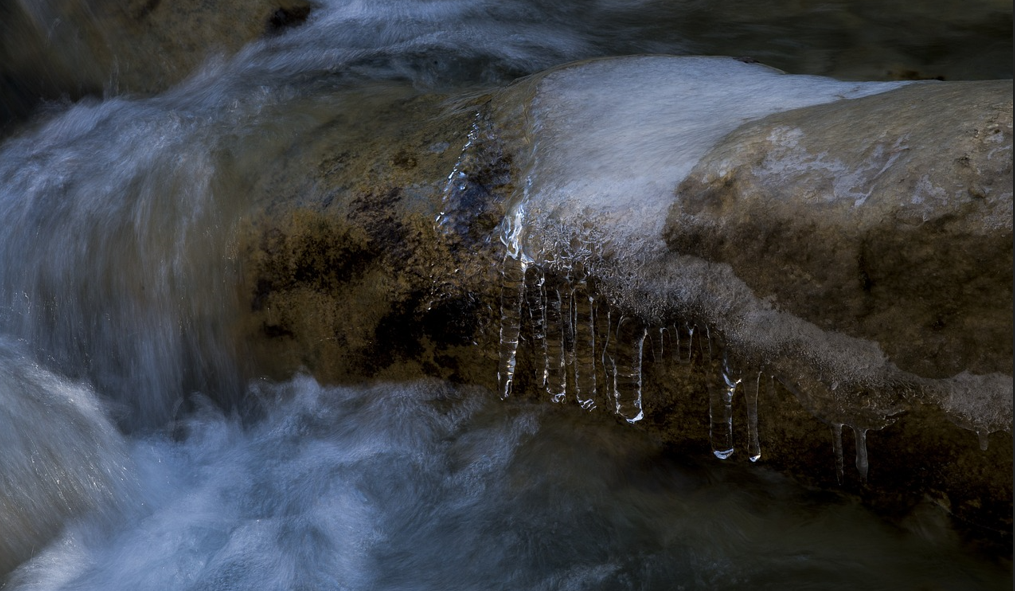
[1,0,1012,589]
[2,366,1010,590]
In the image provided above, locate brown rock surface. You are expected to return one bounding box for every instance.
[666,81,1013,380]
[0,0,313,130]
[226,61,1011,554]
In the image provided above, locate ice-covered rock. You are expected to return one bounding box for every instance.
[3,50,1007,554]
[236,56,1011,543]
[664,77,1013,431]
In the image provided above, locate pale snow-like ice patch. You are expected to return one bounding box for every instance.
[508,56,910,261]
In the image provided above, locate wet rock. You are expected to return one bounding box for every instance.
[0,0,311,132]
[234,90,508,387]
[266,3,313,36]
[660,75,1012,547]
[229,57,1011,555]
[666,81,1013,381]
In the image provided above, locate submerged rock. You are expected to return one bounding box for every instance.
[0,338,132,576]
[4,0,1010,135]
[0,0,313,132]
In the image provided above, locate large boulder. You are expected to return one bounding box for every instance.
[1,49,1008,556]
[666,81,1012,382]
[659,71,1013,550]
[232,57,1011,552]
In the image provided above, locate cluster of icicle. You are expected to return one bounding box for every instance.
[439,111,876,482]
[496,253,644,417]
[495,252,769,457]
[495,251,882,484]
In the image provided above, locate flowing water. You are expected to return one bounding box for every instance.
[1,0,1012,588]
[3,372,1011,590]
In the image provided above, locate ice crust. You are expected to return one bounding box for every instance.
[493,56,1010,438]
[507,56,909,259]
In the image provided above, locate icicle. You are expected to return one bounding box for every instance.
[544,287,566,403]
[704,325,715,362]
[572,278,596,411]
[652,326,668,364]
[709,354,738,459]
[663,325,677,364]
[831,423,845,485]
[854,426,869,483]
[496,196,528,400]
[679,323,695,364]
[745,371,762,462]
[496,254,526,399]
[561,284,576,399]
[976,429,990,451]
[597,302,615,400]
[525,266,548,388]
[613,316,645,423]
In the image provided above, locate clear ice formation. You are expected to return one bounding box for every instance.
[831,423,871,484]
[496,253,526,399]
[832,424,846,485]
[496,250,647,420]
[494,56,912,463]
[491,56,1010,480]
[745,372,763,462]
[854,427,870,483]
[709,353,738,459]
[495,252,788,460]
[936,372,1013,452]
